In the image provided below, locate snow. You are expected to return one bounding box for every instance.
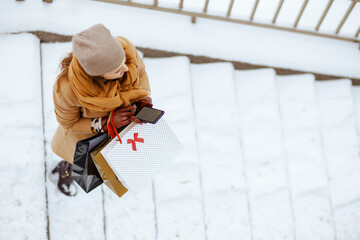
[231,0,257,19]
[235,69,288,194]
[319,1,357,34]
[235,69,294,239]
[1,0,360,239]
[276,74,335,239]
[0,33,47,240]
[297,0,329,30]
[315,79,360,239]
[103,187,156,240]
[276,74,328,193]
[1,0,359,79]
[145,57,206,239]
[191,63,251,239]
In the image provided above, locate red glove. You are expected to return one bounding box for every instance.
[135,97,153,113]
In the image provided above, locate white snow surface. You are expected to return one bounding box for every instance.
[1,0,360,79]
[1,0,360,239]
[0,34,47,240]
[145,57,206,240]
[2,30,360,239]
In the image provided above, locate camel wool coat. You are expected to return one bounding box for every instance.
[51,37,150,164]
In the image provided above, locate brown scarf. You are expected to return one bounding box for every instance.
[68,37,149,112]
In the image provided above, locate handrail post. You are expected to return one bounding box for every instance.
[203,0,209,13]
[315,0,333,31]
[294,0,309,28]
[272,0,284,24]
[154,0,158,7]
[356,26,360,38]
[191,16,197,24]
[336,1,356,34]
[227,0,235,17]
[250,0,260,21]
[179,0,184,10]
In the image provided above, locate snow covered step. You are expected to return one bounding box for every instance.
[352,86,360,146]
[102,50,157,240]
[235,69,294,240]
[191,62,251,240]
[315,79,360,239]
[0,34,47,239]
[41,42,105,240]
[276,74,334,239]
[144,56,205,240]
[103,186,156,240]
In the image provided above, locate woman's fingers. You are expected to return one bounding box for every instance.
[113,111,135,121]
[112,104,154,127]
[123,119,132,125]
[114,117,131,127]
[131,116,143,124]
[117,105,136,112]
[118,111,135,117]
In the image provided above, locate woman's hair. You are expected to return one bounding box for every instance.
[59,52,106,90]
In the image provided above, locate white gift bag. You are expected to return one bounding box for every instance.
[100,118,184,194]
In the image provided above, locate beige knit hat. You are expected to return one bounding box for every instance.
[72,24,125,76]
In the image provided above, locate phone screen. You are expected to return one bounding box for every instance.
[136,107,165,124]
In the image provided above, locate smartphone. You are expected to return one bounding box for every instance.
[135,106,165,124]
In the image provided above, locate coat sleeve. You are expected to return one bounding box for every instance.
[53,77,93,134]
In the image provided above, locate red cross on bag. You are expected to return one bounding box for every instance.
[127,133,144,151]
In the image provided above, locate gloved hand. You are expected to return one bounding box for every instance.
[101,105,136,131]
[113,105,137,128]
[135,96,153,113]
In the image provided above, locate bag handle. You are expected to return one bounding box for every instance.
[106,111,114,138]
[107,110,122,144]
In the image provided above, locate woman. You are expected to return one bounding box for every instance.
[51,24,152,196]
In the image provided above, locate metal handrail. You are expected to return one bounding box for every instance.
[90,0,359,43]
